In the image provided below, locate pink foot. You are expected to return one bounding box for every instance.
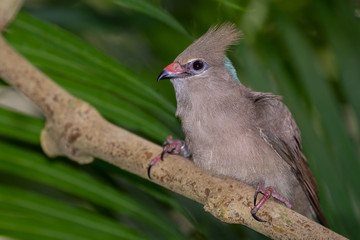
[147,136,190,179]
[251,184,293,222]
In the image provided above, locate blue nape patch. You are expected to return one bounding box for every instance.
[224,57,240,82]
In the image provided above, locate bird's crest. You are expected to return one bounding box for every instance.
[175,23,242,66]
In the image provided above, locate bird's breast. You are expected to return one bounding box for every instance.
[179,105,294,191]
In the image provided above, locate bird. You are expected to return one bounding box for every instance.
[148,23,327,226]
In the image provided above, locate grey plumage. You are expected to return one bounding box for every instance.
[157,23,327,225]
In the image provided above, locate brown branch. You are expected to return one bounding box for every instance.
[0,0,23,31]
[0,2,347,240]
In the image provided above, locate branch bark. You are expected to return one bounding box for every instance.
[0,1,347,239]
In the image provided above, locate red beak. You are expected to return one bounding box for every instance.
[157,62,185,81]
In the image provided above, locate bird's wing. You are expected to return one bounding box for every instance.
[251,92,328,226]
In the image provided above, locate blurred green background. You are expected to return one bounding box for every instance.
[0,0,359,239]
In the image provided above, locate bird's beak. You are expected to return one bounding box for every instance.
[157,62,185,81]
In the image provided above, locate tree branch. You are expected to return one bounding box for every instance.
[0,2,347,239]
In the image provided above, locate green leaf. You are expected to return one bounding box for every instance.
[0,107,43,144]
[112,0,190,37]
[314,1,360,131]
[4,12,182,142]
[0,141,186,240]
[0,185,150,240]
[214,0,247,11]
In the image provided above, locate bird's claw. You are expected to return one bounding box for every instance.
[251,209,267,222]
[251,184,292,222]
[147,155,161,179]
[147,136,190,179]
[160,149,166,161]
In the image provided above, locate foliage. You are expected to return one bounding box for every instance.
[0,0,359,239]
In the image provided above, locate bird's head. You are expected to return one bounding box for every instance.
[157,23,242,83]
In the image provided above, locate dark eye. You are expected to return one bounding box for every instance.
[189,59,209,74]
[192,60,204,71]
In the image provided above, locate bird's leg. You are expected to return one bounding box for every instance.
[147,135,191,179]
[251,184,293,222]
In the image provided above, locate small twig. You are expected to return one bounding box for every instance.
[0,1,347,239]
